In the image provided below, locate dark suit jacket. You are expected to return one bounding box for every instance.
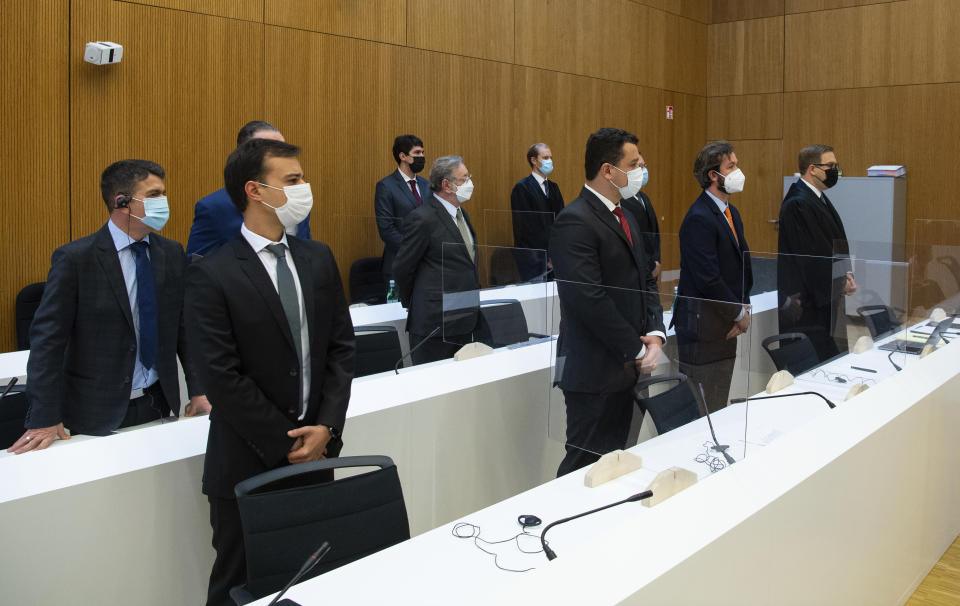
[375,171,432,281]
[675,192,753,363]
[621,191,661,272]
[186,188,311,258]
[393,196,481,337]
[510,175,565,280]
[549,187,665,394]
[25,224,201,434]
[186,235,355,499]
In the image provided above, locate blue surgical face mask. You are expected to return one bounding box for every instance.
[132,196,170,231]
[539,158,554,176]
[640,166,649,189]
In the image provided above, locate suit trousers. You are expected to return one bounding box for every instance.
[557,389,636,477]
[207,496,245,606]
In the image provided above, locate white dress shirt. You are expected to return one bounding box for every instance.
[532,171,550,197]
[107,219,159,395]
[801,176,823,200]
[241,223,311,419]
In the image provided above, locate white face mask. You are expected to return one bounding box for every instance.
[258,182,313,231]
[715,168,745,194]
[455,178,474,203]
[611,164,645,199]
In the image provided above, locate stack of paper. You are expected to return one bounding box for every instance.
[867,165,906,177]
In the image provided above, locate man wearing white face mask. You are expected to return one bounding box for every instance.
[393,155,486,364]
[510,143,565,281]
[548,128,665,477]
[674,141,753,414]
[186,139,355,605]
[9,160,208,454]
[620,153,662,279]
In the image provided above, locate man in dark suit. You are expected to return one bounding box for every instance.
[186,121,310,258]
[778,144,856,362]
[675,141,753,414]
[549,128,665,477]
[375,134,431,288]
[186,139,355,606]
[620,153,661,278]
[393,155,484,365]
[8,160,208,454]
[510,142,565,281]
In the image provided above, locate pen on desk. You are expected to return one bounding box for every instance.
[850,365,877,374]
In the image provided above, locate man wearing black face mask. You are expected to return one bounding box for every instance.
[778,145,856,362]
[375,134,430,293]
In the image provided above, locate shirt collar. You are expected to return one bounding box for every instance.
[397,167,416,184]
[241,222,289,254]
[433,194,460,220]
[531,171,547,186]
[800,176,823,199]
[584,184,620,212]
[107,219,149,251]
[704,189,728,213]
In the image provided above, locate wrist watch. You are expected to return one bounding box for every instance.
[326,425,340,441]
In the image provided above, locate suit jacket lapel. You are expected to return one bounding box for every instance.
[392,170,419,207]
[233,238,298,354]
[288,239,316,343]
[700,193,741,255]
[149,236,167,294]
[523,175,546,200]
[581,187,645,274]
[95,225,134,331]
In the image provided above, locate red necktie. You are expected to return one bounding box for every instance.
[408,179,422,206]
[611,206,633,246]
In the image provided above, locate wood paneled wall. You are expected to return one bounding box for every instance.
[0,0,710,350]
[708,0,960,258]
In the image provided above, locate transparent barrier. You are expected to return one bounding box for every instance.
[481,209,557,283]
[546,282,753,477]
[910,219,960,316]
[745,250,911,398]
[332,214,389,306]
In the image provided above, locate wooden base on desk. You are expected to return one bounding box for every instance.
[642,467,697,508]
[584,450,643,488]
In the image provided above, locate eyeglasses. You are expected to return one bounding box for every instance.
[813,162,841,172]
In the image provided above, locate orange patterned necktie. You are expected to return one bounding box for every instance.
[724,205,738,243]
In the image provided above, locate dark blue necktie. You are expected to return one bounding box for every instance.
[130,241,158,370]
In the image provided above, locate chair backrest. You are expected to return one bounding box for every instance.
[234,456,409,601]
[479,299,529,347]
[349,257,385,305]
[857,305,902,339]
[488,248,521,286]
[0,387,28,450]
[633,373,700,435]
[15,282,45,351]
[354,325,402,377]
[761,332,820,376]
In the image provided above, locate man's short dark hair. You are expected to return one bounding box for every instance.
[527,143,547,168]
[584,128,638,180]
[798,144,834,175]
[392,134,423,164]
[99,159,165,213]
[236,120,279,147]
[693,140,735,189]
[224,139,301,212]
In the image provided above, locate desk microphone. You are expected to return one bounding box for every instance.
[266,541,331,606]
[540,490,653,561]
[694,382,735,465]
[730,390,836,410]
[394,326,441,373]
[1,377,18,399]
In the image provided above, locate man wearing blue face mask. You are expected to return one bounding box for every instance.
[510,143,565,281]
[620,153,661,279]
[8,160,209,454]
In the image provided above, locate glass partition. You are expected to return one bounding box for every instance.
[910,219,960,316]
[481,209,557,283]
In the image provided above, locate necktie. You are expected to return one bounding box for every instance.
[265,243,302,365]
[408,179,422,206]
[129,242,158,370]
[611,206,633,246]
[723,206,739,244]
[542,179,549,197]
[456,208,476,263]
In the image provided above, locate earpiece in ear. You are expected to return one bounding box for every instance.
[115,194,131,209]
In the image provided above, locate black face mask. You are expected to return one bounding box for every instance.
[822,167,839,188]
[410,156,426,174]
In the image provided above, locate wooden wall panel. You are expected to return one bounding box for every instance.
[71,0,264,245]
[265,0,405,45]
[635,0,711,24]
[0,2,69,351]
[785,0,901,14]
[785,0,960,91]
[708,16,784,96]
[725,139,783,254]
[407,0,513,63]
[121,0,263,22]
[707,93,782,140]
[645,7,708,95]
[711,0,784,24]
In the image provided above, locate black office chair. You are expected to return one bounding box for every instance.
[633,374,700,435]
[354,325,403,376]
[761,333,820,376]
[479,299,547,348]
[0,385,29,450]
[230,455,410,605]
[856,305,903,339]
[15,282,45,350]
[488,247,521,287]
[349,257,386,305]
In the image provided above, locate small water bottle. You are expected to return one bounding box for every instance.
[386,279,398,303]
[670,285,678,314]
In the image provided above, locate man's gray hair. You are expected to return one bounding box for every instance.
[430,155,463,193]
